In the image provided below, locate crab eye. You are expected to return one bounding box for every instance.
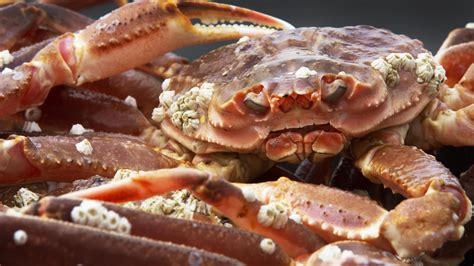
[244,92,269,113]
[322,79,347,103]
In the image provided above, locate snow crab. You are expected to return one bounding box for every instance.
[0,0,473,265]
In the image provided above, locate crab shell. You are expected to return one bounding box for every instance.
[160,26,433,160]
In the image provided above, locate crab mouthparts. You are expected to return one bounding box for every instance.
[264,124,346,163]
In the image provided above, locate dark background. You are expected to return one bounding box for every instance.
[82,0,474,264]
[83,0,474,59]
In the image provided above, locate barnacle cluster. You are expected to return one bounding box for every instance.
[131,189,214,221]
[71,200,131,234]
[371,52,445,92]
[153,82,215,135]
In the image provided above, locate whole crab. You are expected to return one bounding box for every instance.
[0,0,472,265]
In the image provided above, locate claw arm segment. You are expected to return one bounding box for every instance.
[0,134,179,184]
[191,174,326,259]
[73,0,293,85]
[0,3,43,51]
[237,178,391,251]
[65,167,326,258]
[66,168,208,202]
[355,144,471,223]
[355,144,472,257]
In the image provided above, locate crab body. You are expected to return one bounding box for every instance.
[156,26,432,161]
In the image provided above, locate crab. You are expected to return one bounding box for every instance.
[0,0,473,264]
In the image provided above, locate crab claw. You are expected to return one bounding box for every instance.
[0,1,293,117]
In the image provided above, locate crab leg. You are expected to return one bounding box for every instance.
[436,26,474,87]
[0,1,293,117]
[0,86,152,135]
[407,66,474,149]
[23,196,292,266]
[65,167,326,259]
[354,142,472,258]
[0,3,44,51]
[0,213,243,265]
[0,133,179,184]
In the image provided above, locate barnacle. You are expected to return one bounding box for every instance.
[22,121,42,133]
[159,82,215,135]
[259,238,276,254]
[70,124,93,135]
[0,50,14,68]
[295,66,317,79]
[75,139,93,155]
[24,107,42,122]
[257,202,289,229]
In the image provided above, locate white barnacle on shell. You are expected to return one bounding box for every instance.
[385,53,403,69]
[241,187,256,202]
[385,68,400,88]
[118,217,131,234]
[182,118,200,136]
[171,111,184,127]
[371,56,401,87]
[75,139,93,155]
[370,58,391,79]
[113,169,140,181]
[385,53,416,72]
[0,50,14,68]
[318,245,343,262]
[295,67,317,79]
[159,90,176,108]
[164,82,215,135]
[259,238,276,255]
[71,200,131,234]
[22,121,42,133]
[13,230,28,246]
[399,53,416,71]
[151,106,166,123]
[136,190,213,221]
[14,188,40,207]
[1,67,14,75]
[433,65,446,82]
[162,78,171,91]
[289,213,302,224]
[257,202,289,229]
[70,124,93,135]
[24,107,42,122]
[124,95,137,108]
[415,60,434,83]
